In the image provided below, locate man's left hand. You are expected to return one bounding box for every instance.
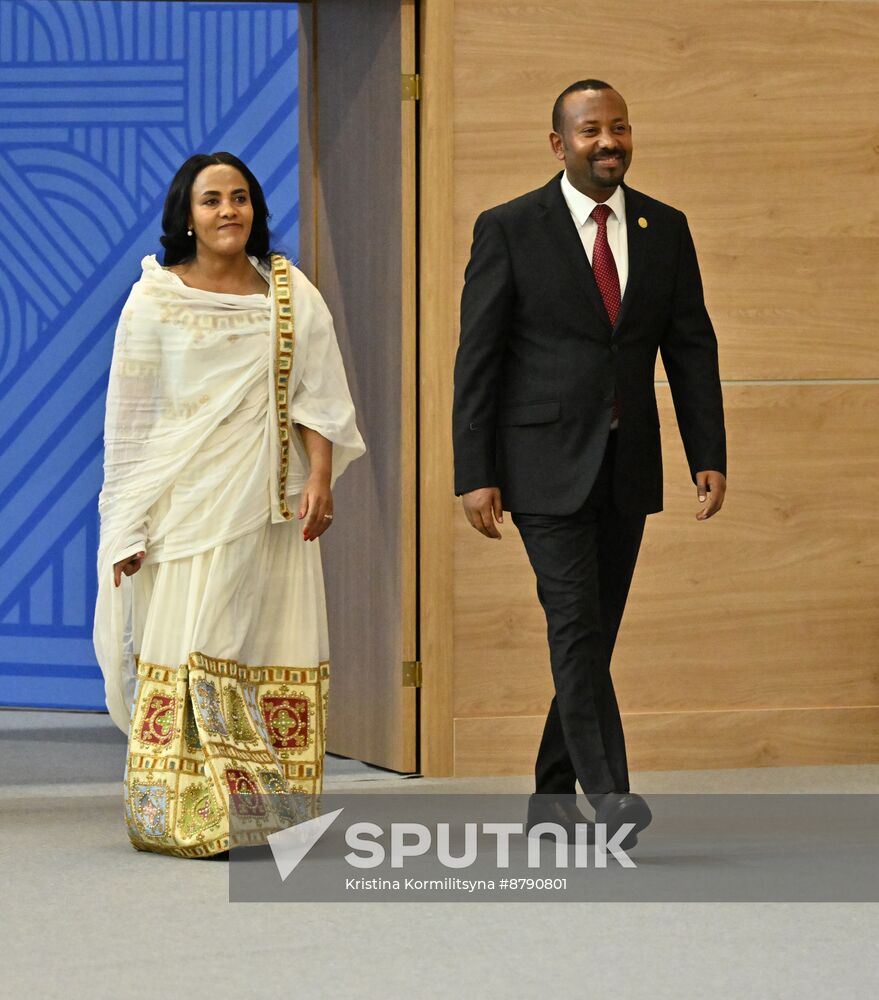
[695,470,726,521]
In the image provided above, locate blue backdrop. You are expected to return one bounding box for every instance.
[0,0,299,711]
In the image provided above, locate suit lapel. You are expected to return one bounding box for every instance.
[614,184,649,335]
[538,173,613,335]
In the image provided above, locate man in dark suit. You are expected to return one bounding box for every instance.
[452,80,726,849]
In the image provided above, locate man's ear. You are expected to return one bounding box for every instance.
[549,131,566,162]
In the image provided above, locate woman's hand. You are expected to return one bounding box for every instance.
[298,474,334,541]
[113,550,146,588]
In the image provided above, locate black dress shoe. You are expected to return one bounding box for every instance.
[526,794,595,842]
[593,792,652,850]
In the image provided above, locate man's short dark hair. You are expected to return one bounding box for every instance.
[552,79,614,134]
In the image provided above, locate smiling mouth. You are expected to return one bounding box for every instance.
[218,223,241,230]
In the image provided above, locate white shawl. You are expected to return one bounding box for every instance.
[94,253,365,732]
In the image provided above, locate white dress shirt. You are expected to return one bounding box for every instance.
[560,170,628,297]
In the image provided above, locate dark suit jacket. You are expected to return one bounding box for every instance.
[452,171,726,517]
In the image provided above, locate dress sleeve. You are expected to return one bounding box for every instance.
[289,269,366,486]
[98,279,161,563]
[95,276,161,734]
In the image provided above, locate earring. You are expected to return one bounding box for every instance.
[187,228,193,237]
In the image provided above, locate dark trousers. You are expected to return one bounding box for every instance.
[512,431,646,805]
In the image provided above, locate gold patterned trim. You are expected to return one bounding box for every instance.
[189,651,329,685]
[128,753,204,776]
[135,652,329,686]
[270,253,295,519]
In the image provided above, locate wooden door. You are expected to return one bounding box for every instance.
[298,0,418,772]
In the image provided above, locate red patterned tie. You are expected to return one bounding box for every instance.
[590,203,620,323]
[590,203,621,423]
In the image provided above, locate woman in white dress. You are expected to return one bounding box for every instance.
[93,152,365,858]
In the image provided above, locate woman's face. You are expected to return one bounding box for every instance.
[188,164,255,256]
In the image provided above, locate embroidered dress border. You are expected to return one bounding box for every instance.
[271,253,295,520]
[125,648,329,858]
[135,653,330,686]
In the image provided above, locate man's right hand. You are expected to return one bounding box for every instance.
[462,487,504,539]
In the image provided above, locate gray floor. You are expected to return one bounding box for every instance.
[1,707,877,999]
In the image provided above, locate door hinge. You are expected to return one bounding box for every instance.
[401,73,421,101]
[402,660,422,687]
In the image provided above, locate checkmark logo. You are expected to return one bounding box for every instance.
[267,807,345,881]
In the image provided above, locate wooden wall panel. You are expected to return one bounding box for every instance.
[454,386,879,719]
[455,706,879,776]
[452,1,879,380]
[615,384,879,712]
[420,0,457,775]
[419,0,879,775]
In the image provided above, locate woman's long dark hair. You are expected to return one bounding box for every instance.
[160,152,277,266]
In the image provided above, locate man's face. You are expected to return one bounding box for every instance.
[550,88,633,199]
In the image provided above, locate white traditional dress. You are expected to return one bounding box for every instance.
[93,253,364,857]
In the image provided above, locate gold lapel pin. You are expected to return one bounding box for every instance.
[638,217,648,229]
